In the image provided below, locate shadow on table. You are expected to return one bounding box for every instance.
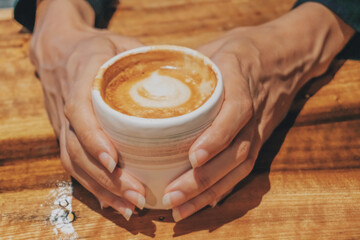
[71,61,343,238]
[72,178,175,238]
[172,60,344,237]
[170,108,292,236]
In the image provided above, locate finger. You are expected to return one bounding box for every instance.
[64,47,119,173]
[60,126,134,221]
[172,155,256,222]
[189,52,253,168]
[196,38,227,57]
[97,198,109,209]
[65,35,142,173]
[163,122,254,209]
[65,124,146,209]
[106,35,144,53]
[38,70,67,137]
[73,164,134,220]
[209,188,233,208]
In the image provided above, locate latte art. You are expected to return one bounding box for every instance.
[129,71,191,108]
[100,49,217,118]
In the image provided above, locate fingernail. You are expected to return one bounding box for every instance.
[172,207,182,222]
[124,190,146,210]
[98,198,109,209]
[172,203,196,222]
[189,149,208,168]
[99,152,116,173]
[162,191,186,209]
[123,208,133,221]
[210,200,217,208]
[113,200,133,221]
[99,200,105,209]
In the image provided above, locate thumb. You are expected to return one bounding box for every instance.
[64,40,120,173]
[189,52,253,168]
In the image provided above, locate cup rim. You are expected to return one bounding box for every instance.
[92,45,223,129]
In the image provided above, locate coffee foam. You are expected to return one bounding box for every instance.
[129,70,191,108]
[99,50,217,118]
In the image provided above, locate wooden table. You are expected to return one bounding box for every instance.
[1,0,360,239]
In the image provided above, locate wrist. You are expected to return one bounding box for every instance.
[31,0,97,68]
[228,3,354,138]
[240,2,356,111]
[33,0,95,47]
[251,3,354,141]
[35,0,95,30]
[263,2,354,88]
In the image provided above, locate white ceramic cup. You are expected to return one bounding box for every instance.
[92,45,223,209]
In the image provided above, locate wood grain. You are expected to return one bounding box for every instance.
[110,0,295,47]
[0,119,359,194]
[1,167,359,239]
[0,9,13,21]
[0,0,360,239]
[0,0,359,161]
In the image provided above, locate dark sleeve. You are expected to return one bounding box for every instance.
[294,0,360,60]
[14,0,119,32]
[14,0,36,32]
[85,0,119,28]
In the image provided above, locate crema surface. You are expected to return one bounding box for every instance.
[100,50,217,118]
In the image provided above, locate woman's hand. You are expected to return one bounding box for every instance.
[162,2,354,221]
[31,0,146,220]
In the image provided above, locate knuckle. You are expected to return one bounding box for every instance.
[96,173,114,191]
[235,141,251,164]
[220,131,234,147]
[80,129,94,144]
[195,171,213,192]
[64,100,75,120]
[60,150,72,173]
[243,98,253,116]
[212,127,234,149]
[204,188,218,203]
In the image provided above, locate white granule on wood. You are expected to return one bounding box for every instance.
[46,181,78,240]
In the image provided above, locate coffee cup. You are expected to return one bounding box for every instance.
[92,45,223,209]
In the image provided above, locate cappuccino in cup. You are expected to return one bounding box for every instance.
[92,45,223,209]
[98,49,217,118]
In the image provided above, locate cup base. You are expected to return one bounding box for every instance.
[123,161,191,210]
